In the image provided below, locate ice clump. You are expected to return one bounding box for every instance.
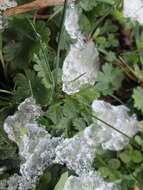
[62,3,99,94]
[123,0,143,24]
[92,100,139,151]
[0,0,17,11]
[64,171,117,190]
[3,97,62,190]
[0,0,17,31]
[55,124,98,174]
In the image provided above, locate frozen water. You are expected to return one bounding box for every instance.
[55,125,98,175]
[64,171,117,190]
[92,100,139,151]
[123,0,143,24]
[0,0,17,31]
[0,0,17,11]
[62,3,99,94]
[3,97,62,190]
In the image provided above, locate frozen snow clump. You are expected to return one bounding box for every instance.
[62,3,99,94]
[55,124,102,174]
[92,100,139,151]
[3,97,62,190]
[0,0,17,11]
[123,0,143,24]
[64,171,117,190]
[0,0,17,31]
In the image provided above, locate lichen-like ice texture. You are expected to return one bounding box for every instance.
[62,3,99,94]
[55,125,98,174]
[1,98,119,190]
[0,0,17,11]
[123,0,143,24]
[64,171,117,190]
[92,100,139,151]
[3,97,62,190]
[0,0,17,31]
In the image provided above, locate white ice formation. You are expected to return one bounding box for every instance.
[92,100,139,151]
[123,0,143,24]
[55,124,98,175]
[0,0,17,31]
[0,0,17,11]
[62,3,99,94]
[64,171,117,190]
[0,98,121,190]
[3,97,62,190]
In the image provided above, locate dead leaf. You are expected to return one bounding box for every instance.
[4,0,75,16]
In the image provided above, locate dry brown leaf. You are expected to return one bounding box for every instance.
[4,0,75,16]
[134,185,141,190]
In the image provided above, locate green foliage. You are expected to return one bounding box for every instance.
[95,63,124,95]
[0,0,143,189]
[132,87,143,113]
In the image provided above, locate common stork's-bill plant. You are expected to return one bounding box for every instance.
[1,0,143,190]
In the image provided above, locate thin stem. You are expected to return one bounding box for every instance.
[55,0,68,87]
[0,89,14,95]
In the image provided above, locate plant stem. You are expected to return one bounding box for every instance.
[55,0,68,87]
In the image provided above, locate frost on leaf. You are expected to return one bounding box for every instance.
[123,0,143,24]
[62,3,99,94]
[3,97,62,190]
[92,100,139,151]
[0,0,17,31]
[64,171,117,190]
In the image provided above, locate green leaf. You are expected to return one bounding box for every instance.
[131,150,143,163]
[132,87,143,113]
[119,151,132,163]
[34,47,53,89]
[95,63,124,95]
[54,172,68,190]
[98,167,111,177]
[108,159,121,169]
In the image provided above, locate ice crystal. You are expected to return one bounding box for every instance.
[0,0,17,31]
[0,174,20,190]
[62,3,99,94]
[3,97,62,190]
[55,124,99,175]
[123,0,143,24]
[92,100,139,151]
[0,0,17,11]
[64,171,117,190]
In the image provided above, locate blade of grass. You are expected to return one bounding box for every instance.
[55,0,68,88]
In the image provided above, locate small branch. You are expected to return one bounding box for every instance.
[4,0,75,16]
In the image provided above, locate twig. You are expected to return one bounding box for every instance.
[4,0,75,16]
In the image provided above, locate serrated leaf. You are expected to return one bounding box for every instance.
[132,87,143,113]
[95,63,124,95]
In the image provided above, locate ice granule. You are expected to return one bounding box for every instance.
[0,0,17,31]
[62,3,100,94]
[92,100,139,151]
[64,171,117,190]
[123,0,143,24]
[0,0,17,11]
[3,97,62,190]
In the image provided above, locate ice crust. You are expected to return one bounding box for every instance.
[123,0,143,24]
[62,3,99,94]
[0,0,17,31]
[0,0,17,11]
[3,97,62,190]
[0,98,122,190]
[55,124,98,175]
[92,100,139,151]
[64,171,117,190]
